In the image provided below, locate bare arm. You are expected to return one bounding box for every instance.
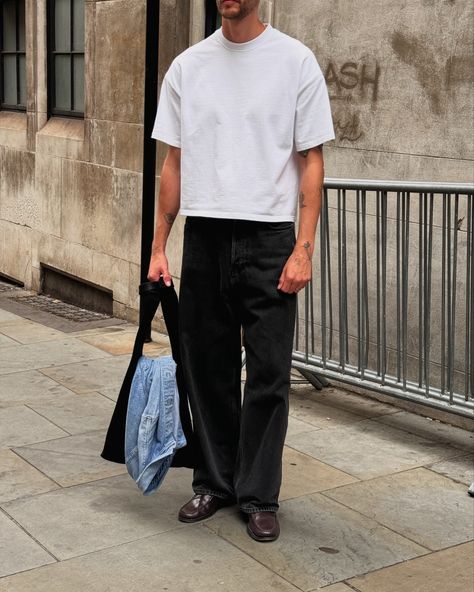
[277,145,324,293]
[147,145,181,285]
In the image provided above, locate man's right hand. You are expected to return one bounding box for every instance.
[147,251,172,287]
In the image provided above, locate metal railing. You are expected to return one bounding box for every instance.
[292,179,474,418]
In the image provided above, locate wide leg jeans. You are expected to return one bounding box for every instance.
[178,216,297,514]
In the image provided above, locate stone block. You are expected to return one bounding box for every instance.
[61,160,141,265]
[14,430,127,487]
[0,471,194,560]
[0,524,301,591]
[348,542,474,592]
[325,468,474,550]
[0,449,58,503]
[286,417,464,479]
[0,112,28,150]
[36,118,85,160]
[39,353,130,394]
[207,493,425,590]
[35,153,62,238]
[0,406,68,448]
[0,149,37,227]
[0,337,110,375]
[0,369,73,408]
[94,1,146,123]
[0,512,55,578]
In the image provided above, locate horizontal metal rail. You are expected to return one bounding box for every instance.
[293,179,474,418]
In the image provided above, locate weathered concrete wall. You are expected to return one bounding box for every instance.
[274,0,474,182]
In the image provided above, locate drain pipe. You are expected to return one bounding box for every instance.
[140,0,160,340]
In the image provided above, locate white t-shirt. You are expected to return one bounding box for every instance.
[151,23,335,222]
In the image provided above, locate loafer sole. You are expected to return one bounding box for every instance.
[178,508,219,523]
[246,523,279,542]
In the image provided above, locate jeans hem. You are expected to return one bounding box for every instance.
[240,505,279,514]
[193,488,234,501]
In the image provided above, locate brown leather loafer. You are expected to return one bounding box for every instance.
[178,494,228,523]
[247,511,280,542]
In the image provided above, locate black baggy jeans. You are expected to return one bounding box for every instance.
[178,216,297,514]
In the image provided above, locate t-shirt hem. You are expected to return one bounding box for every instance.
[180,209,296,223]
[296,133,335,152]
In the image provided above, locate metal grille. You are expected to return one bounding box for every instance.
[292,180,474,418]
[11,293,112,322]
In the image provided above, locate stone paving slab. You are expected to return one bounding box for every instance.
[286,415,320,438]
[0,406,68,448]
[289,390,378,429]
[348,541,474,592]
[27,391,115,435]
[0,309,23,322]
[324,468,474,551]
[0,319,65,344]
[286,418,464,479]
[0,470,232,561]
[38,354,131,394]
[78,328,171,356]
[0,449,59,503]
[13,430,127,487]
[0,525,301,592]
[206,493,426,591]
[280,446,357,501]
[0,511,56,578]
[0,333,18,347]
[318,585,353,592]
[427,453,474,486]
[0,369,74,409]
[375,411,474,452]
[0,339,111,375]
[291,384,399,418]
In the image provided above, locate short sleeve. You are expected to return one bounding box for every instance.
[151,62,181,147]
[294,52,335,152]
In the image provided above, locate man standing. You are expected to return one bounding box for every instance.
[148,0,334,542]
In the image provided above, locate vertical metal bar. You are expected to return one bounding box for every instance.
[376,191,381,376]
[304,281,309,364]
[295,288,300,351]
[325,195,334,359]
[356,190,361,372]
[337,189,343,367]
[343,189,349,365]
[362,189,369,376]
[418,193,424,388]
[402,193,410,390]
[425,194,434,397]
[449,195,459,403]
[447,194,452,397]
[441,194,447,395]
[381,190,388,385]
[466,195,472,399]
[320,189,327,365]
[396,192,401,381]
[310,277,315,354]
[470,194,474,399]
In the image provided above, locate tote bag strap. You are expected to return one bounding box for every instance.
[101,278,178,463]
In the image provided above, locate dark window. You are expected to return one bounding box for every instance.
[205,0,222,38]
[47,0,84,117]
[0,0,26,111]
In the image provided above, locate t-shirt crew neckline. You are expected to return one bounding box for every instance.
[216,23,272,51]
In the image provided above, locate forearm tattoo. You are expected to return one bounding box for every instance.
[302,241,312,261]
[164,213,176,225]
[299,191,306,208]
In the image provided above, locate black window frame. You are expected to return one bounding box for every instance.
[205,0,221,38]
[0,0,27,112]
[47,0,84,118]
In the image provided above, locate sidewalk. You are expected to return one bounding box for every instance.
[0,289,473,592]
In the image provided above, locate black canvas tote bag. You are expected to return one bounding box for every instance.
[101,279,198,468]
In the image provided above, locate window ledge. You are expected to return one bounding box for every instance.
[0,111,27,130]
[38,116,84,141]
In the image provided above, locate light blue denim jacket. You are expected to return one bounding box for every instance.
[125,355,186,495]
